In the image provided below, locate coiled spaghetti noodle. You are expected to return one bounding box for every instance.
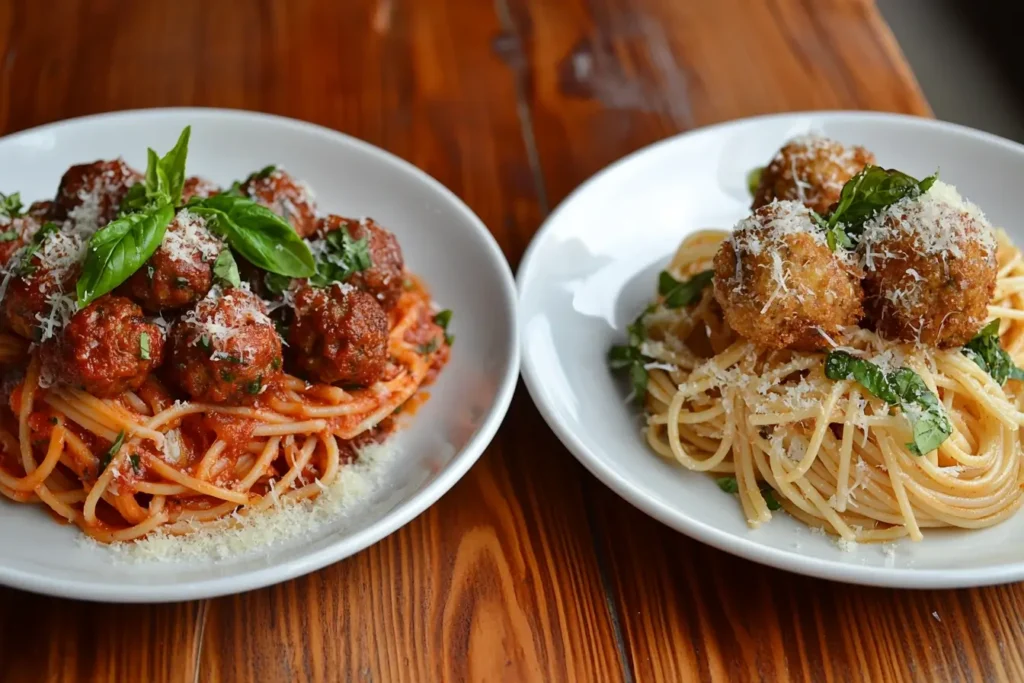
[641,229,1024,542]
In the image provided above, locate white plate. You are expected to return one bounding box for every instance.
[0,108,519,602]
[518,111,1024,589]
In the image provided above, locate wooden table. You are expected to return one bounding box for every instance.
[1,1,1022,681]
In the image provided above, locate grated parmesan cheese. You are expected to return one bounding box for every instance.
[158,210,222,265]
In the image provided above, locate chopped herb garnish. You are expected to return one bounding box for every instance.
[825,351,951,456]
[129,454,141,473]
[746,167,763,196]
[608,305,656,403]
[139,332,151,360]
[16,221,59,275]
[0,191,24,220]
[0,230,18,242]
[246,375,263,395]
[309,224,373,287]
[213,249,241,288]
[418,339,439,356]
[658,270,714,309]
[434,309,454,345]
[251,165,277,180]
[264,271,292,296]
[825,166,937,247]
[97,431,126,475]
[962,319,1024,385]
[220,369,234,382]
[762,488,783,511]
[716,476,739,493]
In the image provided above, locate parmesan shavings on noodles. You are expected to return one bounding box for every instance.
[91,441,399,562]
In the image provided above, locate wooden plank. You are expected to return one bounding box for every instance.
[0,1,625,681]
[506,0,1024,680]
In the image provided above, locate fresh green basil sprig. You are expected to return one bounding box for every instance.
[824,350,951,456]
[962,319,1024,385]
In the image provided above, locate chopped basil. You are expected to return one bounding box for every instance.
[15,221,59,275]
[264,271,293,296]
[220,369,234,382]
[716,476,739,493]
[188,194,316,278]
[746,167,763,197]
[309,223,373,287]
[657,270,713,309]
[139,332,151,360]
[962,319,1024,385]
[825,350,951,456]
[271,356,282,371]
[0,230,18,242]
[97,431,126,475]
[418,339,439,356]
[434,309,454,345]
[129,454,141,474]
[826,166,937,244]
[608,305,655,403]
[213,249,241,288]
[246,375,263,395]
[762,488,783,511]
[0,191,23,220]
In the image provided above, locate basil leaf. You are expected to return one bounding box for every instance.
[15,221,60,275]
[0,191,23,220]
[139,332,151,360]
[746,167,763,197]
[827,166,937,239]
[97,430,126,474]
[962,319,1024,385]
[188,195,315,278]
[213,249,241,288]
[717,476,739,493]
[658,270,714,309]
[434,309,454,345]
[608,305,656,404]
[825,350,951,455]
[123,126,192,212]
[762,488,783,511]
[129,454,141,473]
[263,271,292,295]
[159,126,191,206]
[252,165,277,180]
[309,223,373,287]
[0,230,18,242]
[76,202,175,307]
[144,148,165,201]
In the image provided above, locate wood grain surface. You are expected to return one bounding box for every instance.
[0,1,1020,682]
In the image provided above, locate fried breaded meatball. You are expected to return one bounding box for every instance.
[1,230,85,340]
[40,296,165,397]
[313,215,405,311]
[859,181,997,347]
[240,167,317,237]
[167,287,283,404]
[119,210,224,312]
[288,283,389,385]
[753,136,875,215]
[55,158,142,231]
[181,176,221,203]
[713,201,864,350]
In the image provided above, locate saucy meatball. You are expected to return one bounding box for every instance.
[314,215,405,311]
[120,210,224,312]
[713,201,864,351]
[240,167,317,237]
[181,176,220,203]
[753,136,875,215]
[0,213,46,268]
[55,158,142,231]
[40,296,165,397]
[859,181,996,347]
[167,287,283,404]
[288,283,389,386]
[1,230,85,340]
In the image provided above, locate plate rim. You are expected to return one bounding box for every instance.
[0,106,521,602]
[518,110,1024,589]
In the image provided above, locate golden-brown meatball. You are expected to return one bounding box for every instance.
[713,201,864,351]
[753,136,875,215]
[859,181,996,347]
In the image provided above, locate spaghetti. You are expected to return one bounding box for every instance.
[638,229,1024,543]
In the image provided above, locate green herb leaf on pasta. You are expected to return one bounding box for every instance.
[139,332,151,360]
[658,270,714,309]
[962,319,1024,385]
[97,431,126,475]
[188,194,315,278]
[826,166,937,240]
[0,191,23,220]
[76,202,175,307]
[608,305,657,404]
[717,476,739,494]
[212,249,241,288]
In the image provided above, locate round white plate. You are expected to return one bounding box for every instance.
[519,111,1024,589]
[0,108,519,602]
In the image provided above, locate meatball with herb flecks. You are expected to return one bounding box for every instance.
[39,296,164,397]
[167,286,283,404]
[1,228,86,341]
[119,209,224,312]
[55,158,142,232]
[753,136,875,216]
[713,200,864,351]
[313,215,405,311]
[859,180,997,347]
[240,167,317,237]
[288,283,389,386]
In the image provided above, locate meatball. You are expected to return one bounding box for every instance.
[1,230,85,340]
[314,215,405,311]
[288,283,389,385]
[119,210,224,312]
[0,212,45,268]
[713,201,864,351]
[753,136,875,215]
[55,158,142,231]
[39,296,165,397]
[240,167,317,237]
[167,287,283,404]
[859,181,996,347]
[181,176,220,203]
[27,200,57,221]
